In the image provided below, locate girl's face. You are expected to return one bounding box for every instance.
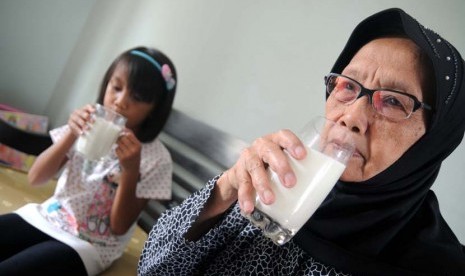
[326,37,428,182]
[103,62,155,132]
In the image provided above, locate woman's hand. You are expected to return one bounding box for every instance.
[186,129,307,241]
[218,129,307,215]
[67,104,96,137]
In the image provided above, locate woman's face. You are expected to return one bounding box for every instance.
[326,37,429,182]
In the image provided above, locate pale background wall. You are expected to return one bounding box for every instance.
[1,0,464,243]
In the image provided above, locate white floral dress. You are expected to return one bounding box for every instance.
[16,125,172,275]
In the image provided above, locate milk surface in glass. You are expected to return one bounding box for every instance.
[255,147,345,233]
[76,116,124,160]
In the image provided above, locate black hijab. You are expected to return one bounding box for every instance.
[294,8,465,275]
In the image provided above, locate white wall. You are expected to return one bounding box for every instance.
[0,0,95,115]
[1,0,464,243]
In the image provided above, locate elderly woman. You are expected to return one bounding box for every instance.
[138,8,465,275]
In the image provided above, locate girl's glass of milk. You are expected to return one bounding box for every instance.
[243,116,355,245]
[75,104,126,161]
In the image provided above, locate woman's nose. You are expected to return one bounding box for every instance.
[339,96,374,134]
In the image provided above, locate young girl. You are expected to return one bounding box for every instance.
[0,46,177,275]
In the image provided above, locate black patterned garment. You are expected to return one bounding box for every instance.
[138,176,349,276]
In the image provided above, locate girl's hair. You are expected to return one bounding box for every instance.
[96,46,177,143]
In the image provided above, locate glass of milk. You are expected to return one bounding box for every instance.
[243,116,354,245]
[75,104,126,160]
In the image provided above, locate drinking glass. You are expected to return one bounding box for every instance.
[243,116,355,245]
[75,104,126,160]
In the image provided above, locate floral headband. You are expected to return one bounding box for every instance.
[130,50,176,91]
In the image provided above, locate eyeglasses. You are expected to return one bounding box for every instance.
[324,73,432,121]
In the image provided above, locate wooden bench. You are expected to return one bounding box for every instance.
[1,109,248,274]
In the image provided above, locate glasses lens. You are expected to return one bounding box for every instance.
[326,74,417,120]
[372,91,414,120]
[326,75,360,103]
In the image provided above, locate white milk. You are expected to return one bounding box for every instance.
[255,147,345,234]
[76,117,123,160]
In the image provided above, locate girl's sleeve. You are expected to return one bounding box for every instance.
[137,175,248,276]
[49,125,69,143]
[49,125,75,158]
[136,140,172,200]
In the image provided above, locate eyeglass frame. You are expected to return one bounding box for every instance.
[324,73,432,120]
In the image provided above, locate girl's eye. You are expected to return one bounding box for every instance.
[112,85,122,91]
[108,78,123,92]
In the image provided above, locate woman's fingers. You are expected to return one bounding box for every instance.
[252,130,305,189]
[229,129,307,213]
[218,129,307,214]
[269,129,307,160]
[242,147,273,205]
[235,165,256,214]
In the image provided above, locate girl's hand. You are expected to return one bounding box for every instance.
[111,129,145,234]
[68,104,96,137]
[116,129,142,175]
[217,129,307,215]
